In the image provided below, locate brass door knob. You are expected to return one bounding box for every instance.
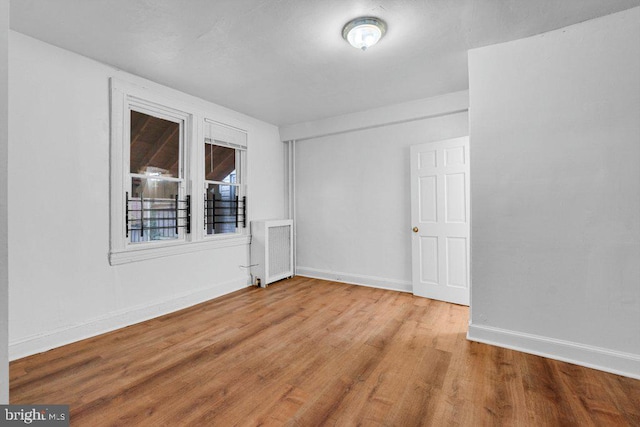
[412,227,419,233]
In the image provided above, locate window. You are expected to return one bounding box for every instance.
[203,119,247,236]
[129,110,186,243]
[109,79,249,265]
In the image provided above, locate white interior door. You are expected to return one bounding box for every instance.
[410,137,470,305]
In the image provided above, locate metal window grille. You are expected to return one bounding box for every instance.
[126,192,191,240]
[204,195,246,234]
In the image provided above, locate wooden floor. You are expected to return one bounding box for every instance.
[10,277,640,426]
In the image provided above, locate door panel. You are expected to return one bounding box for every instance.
[419,176,437,222]
[411,137,470,305]
[419,236,439,284]
[445,173,466,223]
[446,237,468,288]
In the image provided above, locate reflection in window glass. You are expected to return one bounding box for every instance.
[128,109,184,244]
[206,183,237,235]
[129,178,179,243]
[131,111,180,178]
[205,143,236,182]
[204,140,242,236]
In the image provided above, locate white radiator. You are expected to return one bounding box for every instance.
[250,219,294,287]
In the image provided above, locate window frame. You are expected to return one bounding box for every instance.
[203,120,247,238]
[127,104,188,246]
[109,78,250,265]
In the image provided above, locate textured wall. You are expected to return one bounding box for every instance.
[468,8,640,377]
[295,101,468,291]
[8,32,285,359]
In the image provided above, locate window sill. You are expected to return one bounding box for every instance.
[109,235,250,265]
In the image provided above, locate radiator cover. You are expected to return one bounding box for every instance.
[250,219,294,287]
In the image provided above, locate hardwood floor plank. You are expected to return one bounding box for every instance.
[9,277,640,426]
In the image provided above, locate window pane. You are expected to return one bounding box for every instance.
[205,143,236,183]
[206,183,238,235]
[130,178,180,243]
[131,177,178,199]
[131,110,180,178]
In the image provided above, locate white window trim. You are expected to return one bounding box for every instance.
[109,78,249,265]
[110,235,251,265]
[126,101,189,246]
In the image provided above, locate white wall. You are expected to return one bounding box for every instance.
[0,0,9,404]
[280,91,469,142]
[293,94,468,291]
[8,32,285,359]
[468,7,640,378]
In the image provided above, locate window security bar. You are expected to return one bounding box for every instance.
[126,192,191,238]
[204,196,247,230]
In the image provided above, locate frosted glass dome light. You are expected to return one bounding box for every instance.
[342,17,387,51]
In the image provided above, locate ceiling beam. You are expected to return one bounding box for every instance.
[205,148,235,182]
[130,114,152,147]
[138,125,179,173]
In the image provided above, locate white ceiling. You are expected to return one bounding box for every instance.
[9,0,640,126]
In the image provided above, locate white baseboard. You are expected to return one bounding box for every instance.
[296,266,412,293]
[9,277,251,361]
[467,323,640,380]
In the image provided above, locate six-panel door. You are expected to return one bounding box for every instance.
[410,137,470,305]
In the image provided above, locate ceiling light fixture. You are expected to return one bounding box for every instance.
[342,16,387,51]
